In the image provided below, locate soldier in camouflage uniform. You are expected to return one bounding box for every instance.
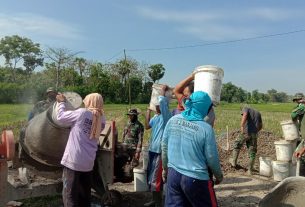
[291,94,305,135]
[122,108,144,165]
[28,87,57,120]
[229,106,263,175]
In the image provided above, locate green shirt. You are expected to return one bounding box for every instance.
[291,103,305,131]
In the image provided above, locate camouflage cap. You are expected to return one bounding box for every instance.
[126,109,139,115]
[46,87,56,93]
[293,94,304,101]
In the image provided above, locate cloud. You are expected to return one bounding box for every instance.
[135,6,304,41]
[0,12,83,41]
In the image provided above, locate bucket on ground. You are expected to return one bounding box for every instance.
[274,140,293,161]
[289,161,297,177]
[193,65,224,105]
[272,161,290,181]
[141,146,149,170]
[133,168,148,192]
[280,120,299,141]
[149,84,172,111]
[259,156,273,177]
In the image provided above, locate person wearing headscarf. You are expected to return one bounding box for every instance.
[56,92,106,207]
[172,73,216,127]
[161,91,223,207]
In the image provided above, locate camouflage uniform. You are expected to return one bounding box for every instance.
[122,120,144,153]
[291,103,305,133]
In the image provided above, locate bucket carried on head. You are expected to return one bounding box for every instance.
[149,84,172,111]
[280,120,299,141]
[193,65,224,105]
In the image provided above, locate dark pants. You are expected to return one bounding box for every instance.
[234,133,258,159]
[165,168,218,207]
[62,167,92,207]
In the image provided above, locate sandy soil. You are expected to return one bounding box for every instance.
[107,171,277,207]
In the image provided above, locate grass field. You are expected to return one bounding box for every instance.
[0,102,295,206]
[0,102,295,142]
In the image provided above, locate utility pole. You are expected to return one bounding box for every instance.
[124,49,131,109]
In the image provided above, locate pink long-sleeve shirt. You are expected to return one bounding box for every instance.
[57,102,106,172]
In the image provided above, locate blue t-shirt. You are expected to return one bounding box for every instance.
[162,114,223,181]
[148,96,172,153]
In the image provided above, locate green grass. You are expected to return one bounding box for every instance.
[0,102,294,143]
[215,104,292,137]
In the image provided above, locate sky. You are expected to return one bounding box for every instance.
[1,0,305,95]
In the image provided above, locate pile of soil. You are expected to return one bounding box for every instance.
[217,130,280,174]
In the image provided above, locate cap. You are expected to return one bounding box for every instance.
[127,109,139,115]
[46,87,56,93]
[293,94,304,101]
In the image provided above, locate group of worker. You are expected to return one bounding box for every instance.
[27,76,305,207]
[121,73,222,207]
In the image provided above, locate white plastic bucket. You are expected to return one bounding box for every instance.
[149,84,172,111]
[259,156,273,177]
[141,146,149,170]
[133,168,148,192]
[274,140,293,161]
[272,161,289,181]
[52,92,83,127]
[193,65,224,105]
[280,120,299,140]
[289,161,296,177]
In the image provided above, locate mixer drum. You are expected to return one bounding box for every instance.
[20,105,70,167]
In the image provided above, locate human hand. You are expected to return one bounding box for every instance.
[134,152,140,160]
[160,85,168,96]
[215,176,223,185]
[294,147,305,158]
[162,169,167,183]
[56,93,66,103]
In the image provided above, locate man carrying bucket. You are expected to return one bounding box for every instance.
[162,91,223,207]
[173,73,216,127]
[229,106,263,175]
[144,85,172,207]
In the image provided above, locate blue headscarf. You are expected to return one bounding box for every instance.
[181,91,212,121]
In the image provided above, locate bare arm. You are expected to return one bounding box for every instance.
[145,109,152,130]
[241,112,248,133]
[173,73,194,100]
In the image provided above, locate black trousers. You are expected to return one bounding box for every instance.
[62,167,92,207]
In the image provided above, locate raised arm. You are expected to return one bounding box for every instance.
[173,73,195,100]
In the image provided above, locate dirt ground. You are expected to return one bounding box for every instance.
[107,171,277,207]
[12,129,281,206]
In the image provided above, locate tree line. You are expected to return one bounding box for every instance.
[0,35,300,104]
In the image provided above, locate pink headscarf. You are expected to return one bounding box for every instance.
[83,93,104,139]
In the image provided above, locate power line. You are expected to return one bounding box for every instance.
[126,29,305,52]
[105,50,123,62]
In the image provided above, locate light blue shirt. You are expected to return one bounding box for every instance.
[148,96,172,153]
[162,114,223,181]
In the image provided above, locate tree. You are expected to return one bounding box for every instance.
[0,35,43,81]
[45,48,81,90]
[148,64,165,83]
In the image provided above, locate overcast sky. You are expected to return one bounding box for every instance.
[1,0,305,95]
